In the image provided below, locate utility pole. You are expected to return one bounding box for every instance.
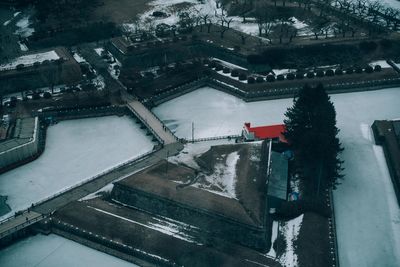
[192,122,194,143]
[165,150,169,175]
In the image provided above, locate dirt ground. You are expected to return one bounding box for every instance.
[295,212,332,267]
[91,0,151,24]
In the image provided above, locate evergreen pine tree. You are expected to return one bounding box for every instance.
[284,83,343,196]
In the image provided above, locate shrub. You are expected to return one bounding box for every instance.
[335,69,343,75]
[374,65,382,72]
[43,92,52,99]
[286,73,295,80]
[365,65,374,73]
[296,72,304,79]
[239,73,247,80]
[223,67,230,73]
[380,39,392,49]
[345,68,354,74]
[231,69,240,77]
[306,72,315,78]
[16,64,24,70]
[215,64,223,71]
[316,70,324,77]
[256,76,264,83]
[247,76,255,84]
[210,60,218,68]
[325,69,334,76]
[359,41,377,52]
[277,74,285,81]
[32,92,41,100]
[266,74,275,82]
[355,67,363,74]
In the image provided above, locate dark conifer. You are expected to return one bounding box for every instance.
[284,83,343,196]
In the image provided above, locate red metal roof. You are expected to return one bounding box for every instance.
[244,123,287,142]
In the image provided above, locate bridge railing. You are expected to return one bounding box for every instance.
[0,148,157,229]
[127,104,165,145]
[183,134,241,143]
[0,214,47,239]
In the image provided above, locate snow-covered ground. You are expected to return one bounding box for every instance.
[0,234,138,267]
[14,15,34,38]
[364,0,400,10]
[153,87,289,139]
[153,86,400,267]
[0,116,154,220]
[0,50,59,71]
[369,60,391,68]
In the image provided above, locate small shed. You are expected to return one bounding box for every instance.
[242,122,287,143]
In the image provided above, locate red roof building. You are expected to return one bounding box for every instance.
[242,123,287,143]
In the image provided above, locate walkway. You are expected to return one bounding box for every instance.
[0,42,182,241]
[127,100,177,145]
[0,142,183,240]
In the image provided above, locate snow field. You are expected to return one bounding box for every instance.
[14,15,34,38]
[153,86,400,267]
[0,51,59,71]
[0,234,138,267]
[0,116,155,220]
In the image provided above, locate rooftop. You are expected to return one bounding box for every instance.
[116,142,268,227]
[267,151,289,201]
[244,123,287,143]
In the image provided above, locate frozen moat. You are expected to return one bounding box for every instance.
[0,234,139,267]
[154,86,400,267]
[0,115,154,220]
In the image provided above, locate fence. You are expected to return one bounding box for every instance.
[183,134,241,143]
[126,105,164,145]
[0,214,48,239]
[329,189,340,267]
[0,148,158,237]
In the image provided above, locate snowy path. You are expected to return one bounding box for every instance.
[0,116,154,220]
[153,86,400,267]
[0,234,138,267]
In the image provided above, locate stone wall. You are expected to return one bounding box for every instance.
[111,184,270,251]
[0,117,40,169]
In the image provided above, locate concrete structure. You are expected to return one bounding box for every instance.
[0,117,39,169]
[372,119,400,205]
[267,151,289,209]
[111,141,276,251]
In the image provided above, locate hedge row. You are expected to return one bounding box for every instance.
[205,59,382,84]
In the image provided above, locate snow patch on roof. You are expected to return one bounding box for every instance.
[279,214,304,267]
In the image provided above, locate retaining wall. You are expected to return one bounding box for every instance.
[0,117,40,169]
[111,184,269,251]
